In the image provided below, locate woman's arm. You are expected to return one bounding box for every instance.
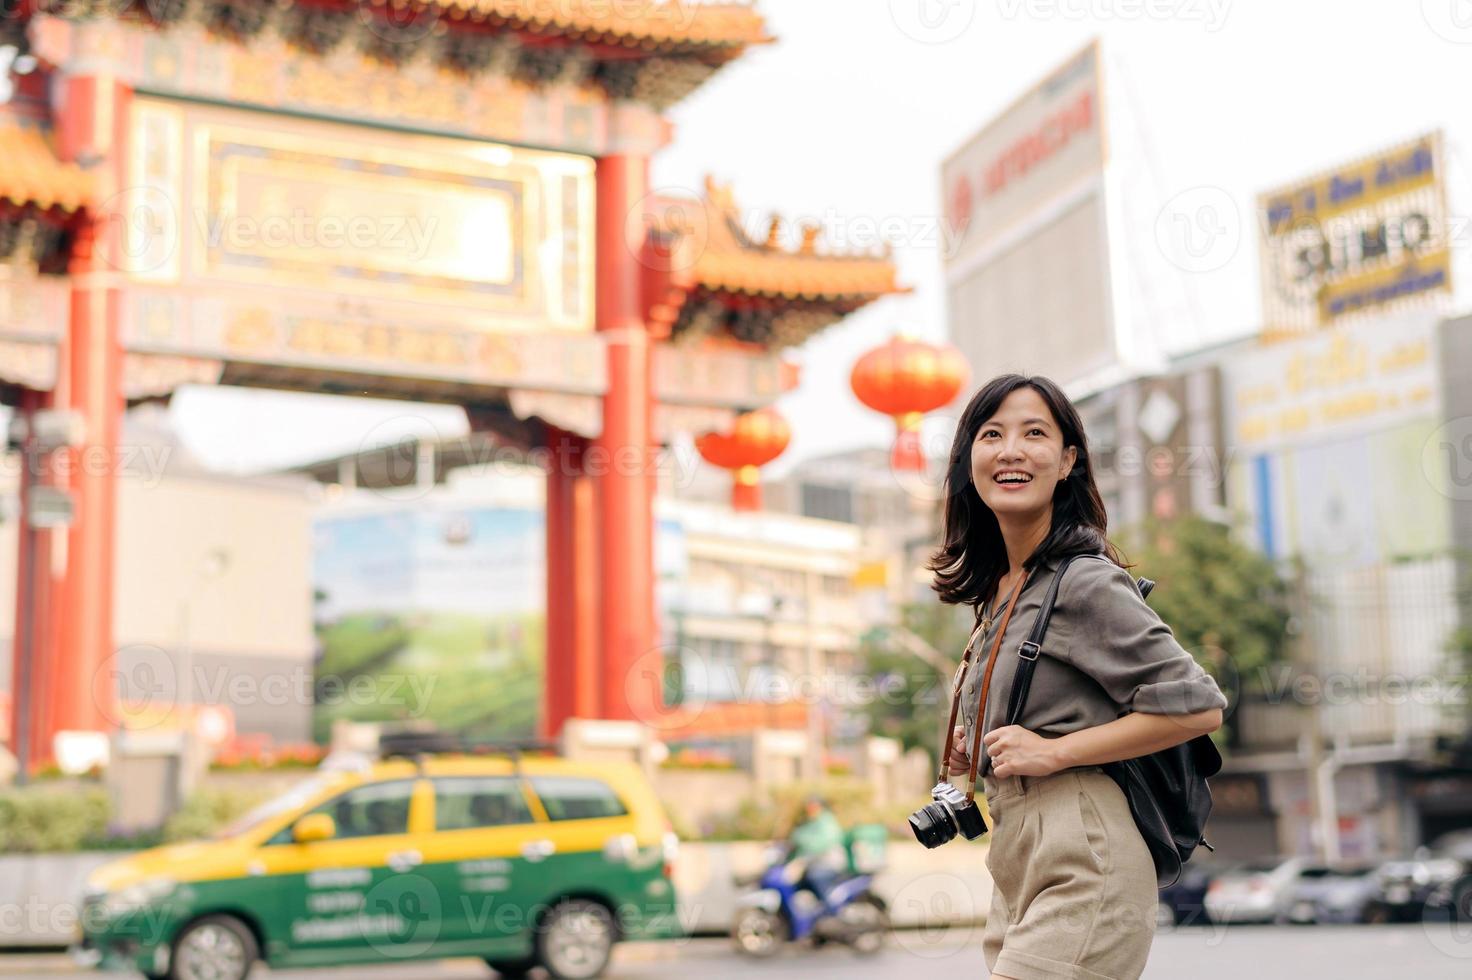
[983,709,1222,778]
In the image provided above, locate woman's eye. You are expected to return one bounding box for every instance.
[1028,428,1044,437]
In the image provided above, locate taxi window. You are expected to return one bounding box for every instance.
[433,777,534,830]
[530,776,628,821]
[268,779,415,843]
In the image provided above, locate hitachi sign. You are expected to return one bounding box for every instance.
[981,90,1096,197]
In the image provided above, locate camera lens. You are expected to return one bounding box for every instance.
[909,800,959,849]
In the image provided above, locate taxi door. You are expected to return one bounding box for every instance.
[253,777,442,967]
[412,775,547,957]
[517,775,647,917]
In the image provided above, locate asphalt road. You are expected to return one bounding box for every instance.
[8,924,1472,978]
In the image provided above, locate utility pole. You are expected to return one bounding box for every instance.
[803,569,823,783]
[11,397,38,786]
[1295,562,1339,862]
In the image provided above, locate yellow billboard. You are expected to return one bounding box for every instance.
[1258,131,1451,336]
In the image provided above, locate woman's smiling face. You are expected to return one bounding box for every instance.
[970,387,1078,517]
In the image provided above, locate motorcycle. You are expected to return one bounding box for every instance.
[731,842,889,957]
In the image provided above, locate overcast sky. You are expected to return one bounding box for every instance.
[170,0,1472,476]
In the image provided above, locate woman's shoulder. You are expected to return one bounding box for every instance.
[1050,552,1138,606]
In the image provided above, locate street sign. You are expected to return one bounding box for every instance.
[6,409,86,453]
[32,409,86,452]
[26,486,75,529]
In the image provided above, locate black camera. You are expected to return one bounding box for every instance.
[909,781,988,848]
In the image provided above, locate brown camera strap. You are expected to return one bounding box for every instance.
[966,574,1027,800]
[935,572,1029,802]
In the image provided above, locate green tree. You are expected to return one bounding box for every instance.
[1126,515,1292,745]
[857,601,973,765]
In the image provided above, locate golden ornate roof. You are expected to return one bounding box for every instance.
[410,0,771,50]
[654,176,907,302]
[0,120,93,214]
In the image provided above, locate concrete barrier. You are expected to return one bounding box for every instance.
[0,840,995,946]
[0,853,118,947]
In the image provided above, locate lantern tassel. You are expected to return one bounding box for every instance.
[891,413,925,473]
[732,464,763,511]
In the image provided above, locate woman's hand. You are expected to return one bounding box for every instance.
[982,725,1064,778]
[947,725,972,775]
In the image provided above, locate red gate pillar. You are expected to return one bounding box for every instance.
[593,154,657,722]
[9,388,56,775]
[542,428,600,738]
[50,66,130,748]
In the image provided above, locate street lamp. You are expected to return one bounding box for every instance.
[764,596,785,730]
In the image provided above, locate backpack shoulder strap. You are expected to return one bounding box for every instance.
[1002,553,1086,728]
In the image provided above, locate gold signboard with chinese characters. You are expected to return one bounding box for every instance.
[120,288,606,398]
[127,96,593,333]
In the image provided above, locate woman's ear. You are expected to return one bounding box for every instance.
[1060,445,1079,480]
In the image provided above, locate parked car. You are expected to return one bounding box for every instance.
[1156,862,1222,927]
[1429,829,1472,862]
[73,751,682,980]
[1278,865,1380,924]
[1204,858,1306,923]
[1366,857,1464,923]
[1419,833,1472,924]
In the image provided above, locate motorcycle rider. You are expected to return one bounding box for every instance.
[787,796,847,903]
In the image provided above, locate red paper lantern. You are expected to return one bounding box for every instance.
[696,407,791,511]
[850,335,968,472]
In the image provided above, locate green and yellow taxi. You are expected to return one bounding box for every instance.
[73,753,682,980]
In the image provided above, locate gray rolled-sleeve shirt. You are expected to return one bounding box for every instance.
[959,554,1227,778]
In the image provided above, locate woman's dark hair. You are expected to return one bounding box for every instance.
[928,373,1124,614]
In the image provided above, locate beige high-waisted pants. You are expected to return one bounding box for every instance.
[981,766,1157,980]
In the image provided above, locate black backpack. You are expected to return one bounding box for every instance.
[1004,553,1222,888]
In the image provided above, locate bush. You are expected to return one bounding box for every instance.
[210,742,326,772]
[696,779,926,842]
[0,786,111,853]
[163,786,275,843]
[0,782,281,852]
[657,797,698,841]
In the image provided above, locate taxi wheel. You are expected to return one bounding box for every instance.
[484,955,537,978]
[169,914,258,980]
[536,899,615,980]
